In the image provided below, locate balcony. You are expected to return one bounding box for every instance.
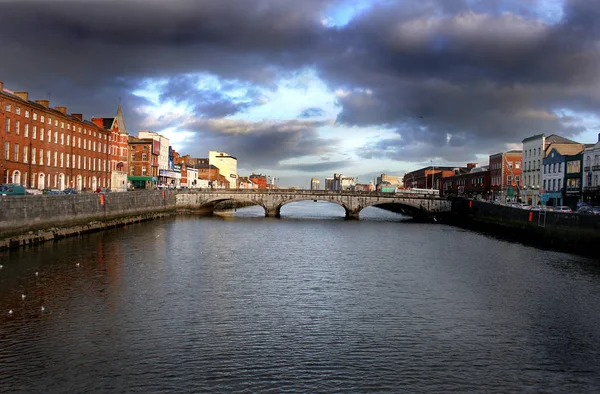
[566,187,580,194]
[584,166,591,172]
[593,165,600,171]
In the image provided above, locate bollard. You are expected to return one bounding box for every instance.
[528,211,533,222]
[469,200,473,208]
[99,194,105,206]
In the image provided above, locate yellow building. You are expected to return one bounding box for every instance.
[209,151,237,189]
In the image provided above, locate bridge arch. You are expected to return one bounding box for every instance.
[267,197,351,218]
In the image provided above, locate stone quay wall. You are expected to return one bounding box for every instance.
[449,198,600,258]
[0,191,185,249]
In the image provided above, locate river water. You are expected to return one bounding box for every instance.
[1,201,599,393]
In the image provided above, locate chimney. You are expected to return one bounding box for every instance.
[598,133,600,143]
[72,113,83,121]
[35,99,49,108]
[14,92,29,101]
[55,106,67,114]
[467,163,478,169]
[0,81,4,91]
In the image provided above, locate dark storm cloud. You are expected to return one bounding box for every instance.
[298,107,327,118]
[0,0,599,167]
[0,0,330,132]
[323,0,600,159]
[181,118,339,169]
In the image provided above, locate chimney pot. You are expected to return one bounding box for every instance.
[55,106,67,114]
[72,113,83,121]
[35,99,49,108]
[0,81,4,91]
[14,92,29,101]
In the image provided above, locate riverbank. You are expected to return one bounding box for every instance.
[444,198,600,259]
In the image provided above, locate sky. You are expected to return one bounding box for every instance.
[0,0,599,187]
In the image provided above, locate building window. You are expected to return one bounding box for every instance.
[32,148,36,164]
[15,120,20,135]
[553,163,556,173]
[40,128,44,141]
[14,144,19,161]
[507,161,513,169]
[54,131,58,144]
[544,164,547,174]
[39,149,44,166]
[66,154,70,169]
[558,179,562,191]
[5,118,10,132]
[5,104,10,112]
[47,150,51,167]
[3,142,9,160]
[142,166,147,175]
[33,113,37,120]
[24,123,29,138]
[23,146,28,163]
[507,175,512,184]
[543,179,546,190]
[559,162,562,173]
[61,133,64,145]
[25,110,29,118]
[32,126,37,139]
[552,179,556,191]
[515,161,520,169]
[15,107,20,115]
[67,135,70,146]
[47,129,51,142]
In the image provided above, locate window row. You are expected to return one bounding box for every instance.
[2,142,108,172]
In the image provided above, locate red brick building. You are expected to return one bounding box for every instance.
[128,136,159,189]
[440,164,491,198]
[488,150,522,202]
[0,81,113,191]
[249,173,268,189]
[92,105,130,192]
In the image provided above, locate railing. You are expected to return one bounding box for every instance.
[593,165,600,171]
[566,187,580,194]
[584,166,591,172]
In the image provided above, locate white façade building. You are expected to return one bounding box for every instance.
[521,134,579,206]
[208,151,237,189]
[582,135,600,204]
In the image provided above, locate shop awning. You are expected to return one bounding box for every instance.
[128,176,153,181]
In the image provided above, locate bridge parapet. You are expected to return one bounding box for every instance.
[177,189,450,219]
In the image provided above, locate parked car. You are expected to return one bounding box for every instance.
[0,184,26,196]
[577,205,600,215]
[554,206,573,213]
[95,188,111,193]
[63,188,78,195]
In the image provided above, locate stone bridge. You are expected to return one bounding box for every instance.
[177,189,451,219]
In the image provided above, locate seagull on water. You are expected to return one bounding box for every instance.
[76,263,80,267]
[8,310,13,315]
[41,306,45,312]
[35,272,39,277]
[21,294,26,300]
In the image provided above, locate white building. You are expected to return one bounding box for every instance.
[521,134,578,206]
[208,151,237,189]
[582,136,600,203]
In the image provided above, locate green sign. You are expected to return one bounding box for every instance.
[506,186,515,198]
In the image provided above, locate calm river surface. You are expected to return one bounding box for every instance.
[1,201,600,393]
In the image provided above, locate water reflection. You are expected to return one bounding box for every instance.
[0,204,599,392]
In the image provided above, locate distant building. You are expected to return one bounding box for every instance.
[376,174,403,188]
[310,178,320,190]
[324,178,334,190]
[249,173,267,189]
